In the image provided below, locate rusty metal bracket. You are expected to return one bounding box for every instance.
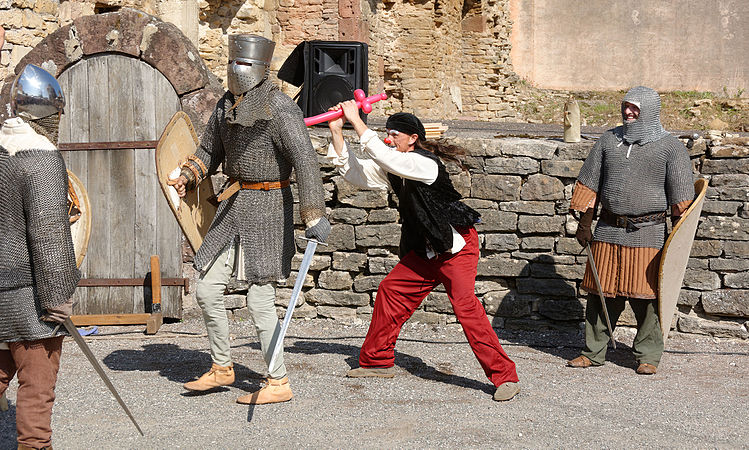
[78,277,189,294]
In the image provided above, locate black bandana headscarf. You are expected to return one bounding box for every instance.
[385,112,426,141]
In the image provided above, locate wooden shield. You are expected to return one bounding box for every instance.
[67,169,92,268]
[658,178,708,342]
[155,111,217,252]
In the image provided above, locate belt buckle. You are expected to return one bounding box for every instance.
[262,181,270,191]
[616,216,627,228]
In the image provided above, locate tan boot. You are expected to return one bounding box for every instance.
[236,377,293,405]
[183,363,235,391]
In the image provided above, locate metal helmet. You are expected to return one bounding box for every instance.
[10,64,65,120]
[227,34,275,95]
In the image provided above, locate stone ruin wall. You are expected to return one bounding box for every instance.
[1,0,516,121]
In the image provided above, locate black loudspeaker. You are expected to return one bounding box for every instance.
[278,40,368,122]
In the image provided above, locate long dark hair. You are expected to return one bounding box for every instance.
[416,139,467,168]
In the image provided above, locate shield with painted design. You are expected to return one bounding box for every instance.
[155,111,217,252]
[657,178,708,342]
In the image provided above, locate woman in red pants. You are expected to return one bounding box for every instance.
[326,101,520,401]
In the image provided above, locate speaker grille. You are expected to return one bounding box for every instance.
[310,75,354,116]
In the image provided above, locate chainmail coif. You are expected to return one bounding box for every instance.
[0,146,79,342]
[620,86,669,145]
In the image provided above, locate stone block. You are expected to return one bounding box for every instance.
[701,159,749,175]
[474,280,510,295]
[701,290,749,317]
[717,188,749,202]
[517,215,565,234]
[355,224,401,247]
[709,258,749,272]
[367,208,399,223]
[318,270,353,290]
[516,277,577,297]
[474,210,517,232]
[724,241,749,258]
[521,174,565,201]
[332,252,367,271]
[406,310,444,325]
[724,273,749,289]
[330,207,367,224]
[180,85,225,133]
[477,256,529,277]
[498,138,557,159]
[305,289,370,307]
[485,156,539,175]
[687,258,709,270]
[682,269,721,290]
[278,271,314,289]
[233,307,251,321]
[538,297,585,320]
[690,240,722,257]
[223,294,247,309]
[678,314,749,339]
[710,174,749,187]
[275,288,305,307]
[702,200,741,215]
[368,256,399,274]
[316,305,356,322]
[291,254,331,271]
[499,201,555,215]
[556,237,583,255]
[541,160,584,178]
[462,198,498,210]
[292,303,318,319]
[315,224,355,253]
[423,292,453,313]
[530,263,585,280]
[334,176,389,208]
[484,233,520,252]
[709,146,749,158]
[512,252,577,265]
[521,236,556,251]
[483,290,531,317]
[696,217,749,241]
[677,289,701,307]
[353,275,385,293]
[556,141,592,160]
[471,174,522,201]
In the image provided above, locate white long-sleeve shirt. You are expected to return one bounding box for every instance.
[326,129,465,256]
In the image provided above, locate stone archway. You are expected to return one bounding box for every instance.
[0,7,223,131]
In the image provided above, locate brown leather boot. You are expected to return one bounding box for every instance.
[567,355,593,368]
[636,363,657,375]
[183,363,235,391]
[236,377,293,405]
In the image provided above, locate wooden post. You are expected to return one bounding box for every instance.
[146,255,163,335]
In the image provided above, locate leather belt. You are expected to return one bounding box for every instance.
[217,179,290,202]
[600,208,666,231]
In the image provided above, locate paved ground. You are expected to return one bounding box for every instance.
[1,319,747,449]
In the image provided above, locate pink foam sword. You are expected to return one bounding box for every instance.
[304,89,388,126]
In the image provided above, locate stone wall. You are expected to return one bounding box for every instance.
[180,129,749,340]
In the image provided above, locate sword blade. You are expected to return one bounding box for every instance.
[585,245,617,349]
[268,239,318,373]
[63,318,144,436]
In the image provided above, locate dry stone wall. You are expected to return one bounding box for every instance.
[178,129,749,340]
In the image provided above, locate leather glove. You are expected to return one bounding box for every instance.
[305,216,331,243]
[41,298,73,324]
[575,208,595,248]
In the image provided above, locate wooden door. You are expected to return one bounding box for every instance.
[58,54,183,318]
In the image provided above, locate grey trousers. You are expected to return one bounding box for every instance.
[195,243,287,379]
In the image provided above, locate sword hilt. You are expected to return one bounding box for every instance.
[300,236,329,246]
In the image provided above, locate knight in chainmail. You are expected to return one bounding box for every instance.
[0,65,80,449]
[171,35,329,404]
[567,86,694,375]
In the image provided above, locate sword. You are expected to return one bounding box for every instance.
[585,244,616,349]
[62,317,144,436]
[268,237,325,373]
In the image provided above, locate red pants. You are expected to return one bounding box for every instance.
[359,226,519,387]
[0,337,63,449]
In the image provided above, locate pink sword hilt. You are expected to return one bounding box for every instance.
[303,89,388,126]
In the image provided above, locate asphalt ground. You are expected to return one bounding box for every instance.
[1,319,747,449]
